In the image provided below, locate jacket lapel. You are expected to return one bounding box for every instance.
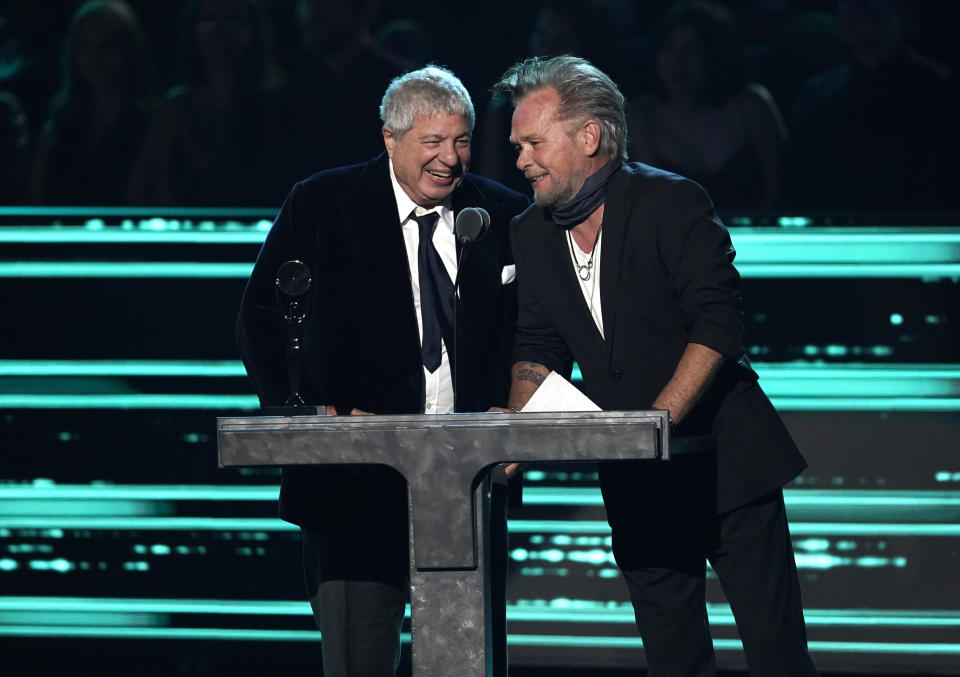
[536,209,607,351]
[598,165,632,353]
[341,154,421,351]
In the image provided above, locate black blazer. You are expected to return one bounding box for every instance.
[511,162,806,516]
[238,153,529,529]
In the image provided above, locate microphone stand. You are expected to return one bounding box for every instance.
[452,241,473,408]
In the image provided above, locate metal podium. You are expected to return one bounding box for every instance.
[217,410,678,676]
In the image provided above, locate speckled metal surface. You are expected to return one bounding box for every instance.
[217,410,671,675]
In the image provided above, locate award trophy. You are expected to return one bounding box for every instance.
[270,260,322,415]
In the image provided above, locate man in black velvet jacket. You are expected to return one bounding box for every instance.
[493,56,819,676]
[237,66,528,676]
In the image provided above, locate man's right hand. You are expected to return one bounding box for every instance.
[323,406,374,416]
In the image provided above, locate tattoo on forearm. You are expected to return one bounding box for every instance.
[515,362,547,386]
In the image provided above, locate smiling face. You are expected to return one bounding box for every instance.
[510,87,598,208]
[383,111,471,208]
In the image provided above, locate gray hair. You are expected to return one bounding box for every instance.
[492,55,628,162]
[379,65,475,138]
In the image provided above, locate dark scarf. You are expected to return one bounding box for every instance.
[547,159,622,227]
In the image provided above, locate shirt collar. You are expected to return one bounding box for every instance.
[388,158,454,231]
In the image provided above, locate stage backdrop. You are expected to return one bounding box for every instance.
[1,207,958,675]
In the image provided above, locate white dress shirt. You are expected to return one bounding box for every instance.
[568,231,604,338]
[389,160,457,414]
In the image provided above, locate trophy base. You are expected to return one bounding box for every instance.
[260,405,326,417]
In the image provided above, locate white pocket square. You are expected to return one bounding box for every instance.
[501,264,516,285]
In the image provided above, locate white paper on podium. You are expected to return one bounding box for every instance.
[521,371,601,412]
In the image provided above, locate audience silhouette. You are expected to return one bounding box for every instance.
[24,0,153,206]
[786,0,958,211]
[4,0,958,213]
[128,0,281,207]
[628,1,787,211]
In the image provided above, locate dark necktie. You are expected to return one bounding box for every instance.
[415,211,456,373]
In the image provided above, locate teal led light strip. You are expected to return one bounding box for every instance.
[4,361,959,407]
[755,364,960,397]
[0,360,247,376]
[0,395,955,412]
[1,625,956,654]
[0,228,270,244]
[508,520,960,537]
[4,485,958,508]
[0,626,325,641]
[3,225,959,262]
[0,485,280,501]
[0,262,253,278]
[9,393,951,411]
[0,393,947,411]
[1,597,958,630]
[768,397,960,411]
[3,261,957,279]
[0,394,259,409]
[510,635,960,655]
[0,597,306,615]
[731,229,960,264]
[519,488,960,509]
[0,517,296,530]
[4,360,958,386]
[4,516,959,535]
[735,263,960,278]
[0,206,276,219]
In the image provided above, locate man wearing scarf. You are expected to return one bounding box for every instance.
[493,56,819,677]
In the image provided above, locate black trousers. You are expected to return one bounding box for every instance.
[615,489,819,676]
[301,474,510,676]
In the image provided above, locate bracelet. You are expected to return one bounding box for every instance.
[509,407,521,413]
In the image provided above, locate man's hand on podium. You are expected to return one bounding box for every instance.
[322,405,374,416]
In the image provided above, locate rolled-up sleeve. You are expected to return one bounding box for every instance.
[656,178,744,359]
[510,219,574,377]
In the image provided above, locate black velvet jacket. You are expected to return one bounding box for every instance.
[237,153,529,530]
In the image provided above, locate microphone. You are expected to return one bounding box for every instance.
[454,207,490,245]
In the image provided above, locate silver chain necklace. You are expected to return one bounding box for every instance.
[567,223,603,281]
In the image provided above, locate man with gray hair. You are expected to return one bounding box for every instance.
[238,65,528,676]
[492,56,819,676]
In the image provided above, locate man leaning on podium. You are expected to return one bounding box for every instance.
[493,55,820,677]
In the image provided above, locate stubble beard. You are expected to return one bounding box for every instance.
[532,172,581,208]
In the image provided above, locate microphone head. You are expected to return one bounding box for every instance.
[455,207,491,244]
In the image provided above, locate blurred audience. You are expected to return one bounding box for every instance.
[785,0,958,211]
[628,1,787,210]
[5,0,960,213]
[128,0,281,206]
[24,0,153,206]
[265,0,412,197]
[746,8,849,119]
[474,0,630,195]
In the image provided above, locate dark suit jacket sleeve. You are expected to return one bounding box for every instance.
[510,216,574,376]
[237,181,330,407]
[656,178,744,360]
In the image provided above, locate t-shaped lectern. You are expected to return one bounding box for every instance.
[217,410,687,676]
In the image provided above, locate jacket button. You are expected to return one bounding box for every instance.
[612,369,624,381]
